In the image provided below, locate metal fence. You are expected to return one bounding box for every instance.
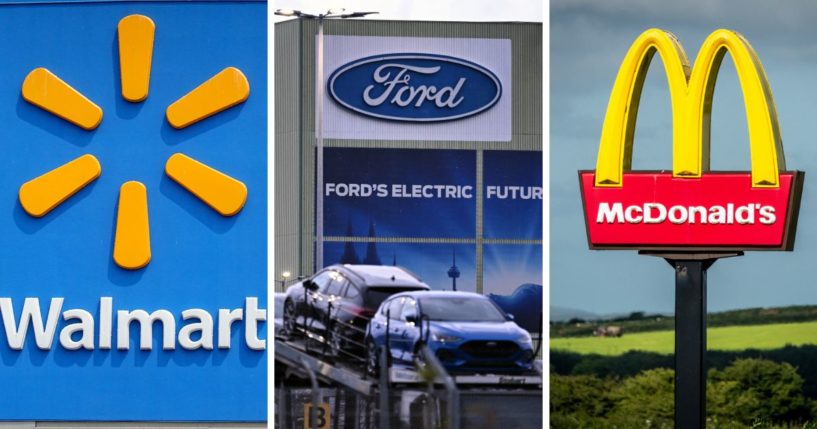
[278,299,542,429]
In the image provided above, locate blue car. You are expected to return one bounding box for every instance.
[365,291,535,375]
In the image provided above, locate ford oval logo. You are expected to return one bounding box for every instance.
[328,53,502,122]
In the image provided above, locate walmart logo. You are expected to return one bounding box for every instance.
[17,14,249,270]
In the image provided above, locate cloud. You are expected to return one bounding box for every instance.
[274,0,543,23]
[552,0,816,33]
[551,0,817,313]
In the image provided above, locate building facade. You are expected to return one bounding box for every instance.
[274,19,542,306]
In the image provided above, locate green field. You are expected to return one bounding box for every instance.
[550,321,817,356]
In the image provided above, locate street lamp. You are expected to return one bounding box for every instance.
[279,270,291,292]
[275,8,378,271]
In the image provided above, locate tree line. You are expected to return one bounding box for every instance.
[551,357,817,428]
[551,305,817,338]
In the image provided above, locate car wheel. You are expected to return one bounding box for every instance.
[283,299,297,337]
[366,339,380,377]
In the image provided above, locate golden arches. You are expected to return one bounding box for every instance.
[595,28,784,188]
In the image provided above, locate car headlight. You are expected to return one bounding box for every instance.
[431,333,462,343]
[516,332,533,344]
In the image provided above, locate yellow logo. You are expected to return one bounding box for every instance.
[17,14,250,270]
[595,28,785,189]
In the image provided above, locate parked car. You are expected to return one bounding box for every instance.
[282,264,430,359]
[365,291,535,375]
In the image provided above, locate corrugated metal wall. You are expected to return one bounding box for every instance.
[273,19,543,291]
[274,20,303,284]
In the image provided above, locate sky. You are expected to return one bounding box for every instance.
[272,0,543,23]
[551,0,817,314]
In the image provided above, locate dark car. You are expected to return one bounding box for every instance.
[282,264,430,359]
[365,291,535,375]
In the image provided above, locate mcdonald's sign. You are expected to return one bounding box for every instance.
[580,29,804,251]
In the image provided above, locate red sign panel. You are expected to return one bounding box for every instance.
[580,171,804,251]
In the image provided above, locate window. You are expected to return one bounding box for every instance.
[380,299,393,316]
[363,286,427,309]
[324,275,346,296]
[343,283,360,299]
[310,271,333,292]
[386,297,404,320]
[401,298,418,322]
[418,297,506,322]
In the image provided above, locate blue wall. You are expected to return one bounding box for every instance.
[0,0,266,421]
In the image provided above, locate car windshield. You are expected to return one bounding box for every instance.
[364,287,427,310]
[419,297,506,322]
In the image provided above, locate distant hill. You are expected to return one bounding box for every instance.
[551,305,817,338]
[551,306,600,322]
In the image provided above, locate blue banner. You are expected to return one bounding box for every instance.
[325,242,476,292]
[0,1,266,421]
[324,148,476,239]
[484,244,543,333]
[483,151,543,239]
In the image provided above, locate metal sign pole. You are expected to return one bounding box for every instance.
[671,258,708,429]
[641,251,741,429]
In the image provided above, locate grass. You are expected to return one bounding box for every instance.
[550,320,817,356]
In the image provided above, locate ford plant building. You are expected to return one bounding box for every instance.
[274,17,543,429]
[274,18,542,304]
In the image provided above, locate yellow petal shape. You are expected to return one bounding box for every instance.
[22,68,103,130]
[114,181,151,270]
[19,154,101,217]
[118,14,155,102]
[165,153,247,216]
[165,67,249,129]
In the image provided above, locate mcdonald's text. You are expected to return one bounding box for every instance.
[596,202,776,225]
[580,172,803,250]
